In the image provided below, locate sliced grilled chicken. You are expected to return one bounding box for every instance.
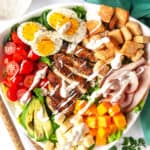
[53,67,89,94]
[74,46,97,62]
[54,53,93,76]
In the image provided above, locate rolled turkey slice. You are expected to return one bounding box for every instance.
[125,65,150,112]
[104,58,146,85]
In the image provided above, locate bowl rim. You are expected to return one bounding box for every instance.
[0,2,150,150]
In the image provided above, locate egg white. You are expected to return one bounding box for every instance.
[31,31,63,56]
[47,8,87,43]
[17,21,46,45]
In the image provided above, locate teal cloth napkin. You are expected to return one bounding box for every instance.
[85,0,150,144]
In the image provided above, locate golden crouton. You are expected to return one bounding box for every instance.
[115,7,129,28]
[121,41,144,57]
[131,49,144,62]
[93,60,105,72]
[86,20,105,35]
[133,35,150,43]
[108,29,124,44]
[82,34,106,50]
[121,26,132,41]
[126,21,142,35]
[109,15,118,30]
[99,65,110,77]
[99,5,114,23]
[95,48,115,60]
[105,38,120,52]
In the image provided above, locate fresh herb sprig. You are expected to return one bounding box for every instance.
[109,137,146,150]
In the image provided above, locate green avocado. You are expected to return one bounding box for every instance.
[19,97,53,141]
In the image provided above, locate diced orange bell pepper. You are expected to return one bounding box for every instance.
[96,130,107,146]
[113,113,127,129]
[108,103,120,116]
[85,116,97,128]
[98,115,111,128]
[97,101,112,116]
[74,100,86,114]
[89,128,97,137]
[84,104,97,116]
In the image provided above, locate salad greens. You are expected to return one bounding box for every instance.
[133,100,145,113]
[39,56,52,67]
[108,130,123,143]
[71,6,87,20]
[80,81,100,101]
[4,23,19,43]
[109,137,146,150]
[28,9,52,30]
[49,115,59,143]
[33,88,44,102]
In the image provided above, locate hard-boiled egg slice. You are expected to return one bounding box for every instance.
[31,31,62,56]
[17,21,46,45]
[47,8,87,43]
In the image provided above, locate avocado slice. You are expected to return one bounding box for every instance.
[19,97,53,141]
[41,105,53,139]
[19,100,35,137]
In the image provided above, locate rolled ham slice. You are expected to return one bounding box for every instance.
[125,65,150,112]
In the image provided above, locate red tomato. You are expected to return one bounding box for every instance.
[27,50,40,61]
[39,78,49,88]
[37,62,48,70]
[24,74,34,88]
[13,46,27,63]
[2,78,12,88]
[11,75,23,87]
[4,42,16,55]
[3,55,12,65]
[7,85,18,101]
[11,32,26,47]
[20,59,33,75]
[17,88,29,100]
[6,61,19,77]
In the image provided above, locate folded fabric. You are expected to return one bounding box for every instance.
[85,0,150,144]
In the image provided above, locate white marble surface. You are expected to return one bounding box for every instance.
[0,0,147,149]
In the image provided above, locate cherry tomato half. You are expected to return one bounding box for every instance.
[6,61,19,77]
[20,59,33,75]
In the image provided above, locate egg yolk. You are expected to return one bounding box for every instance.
[36,38,55,56]
[22,22,40,41]
[48,13,79,35]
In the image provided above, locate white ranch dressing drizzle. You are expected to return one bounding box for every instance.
[79,70,135,115]
[49,84,60,96]
[111,53,122,69]
[20,67,48,104]
[36,108,49,122]
[75,48,84,54]
[59,93,77,109]
[60,81,79,98]
[86,37,110,50]
[57,22,71,34]
[67,43,77,54]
